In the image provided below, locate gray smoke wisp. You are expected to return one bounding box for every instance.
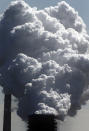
[0,0,89,120]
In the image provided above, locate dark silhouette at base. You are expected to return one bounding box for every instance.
[27,114,57,131]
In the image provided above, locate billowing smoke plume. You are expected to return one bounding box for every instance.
[0,0,89,120]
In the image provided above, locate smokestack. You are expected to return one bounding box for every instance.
[3,94,11,131]
[27,114,57,131]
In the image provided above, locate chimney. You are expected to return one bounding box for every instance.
[27,114,57,131]
[3,94,11,131]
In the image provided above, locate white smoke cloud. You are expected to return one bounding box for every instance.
[45,1,86,33]
[0,0,89,120]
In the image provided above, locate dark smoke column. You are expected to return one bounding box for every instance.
[3,94,11,131]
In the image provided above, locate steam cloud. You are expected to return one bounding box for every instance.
[0,0,89,120]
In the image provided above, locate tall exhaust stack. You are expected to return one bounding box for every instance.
[27,114,57,131]
[3,94,11,131]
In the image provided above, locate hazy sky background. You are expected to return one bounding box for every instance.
[60,101,89,131]
[0,0,89,32]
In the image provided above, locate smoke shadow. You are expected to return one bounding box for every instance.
[27,114,58,131]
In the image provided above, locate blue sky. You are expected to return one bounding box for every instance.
[0,0,89,31]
